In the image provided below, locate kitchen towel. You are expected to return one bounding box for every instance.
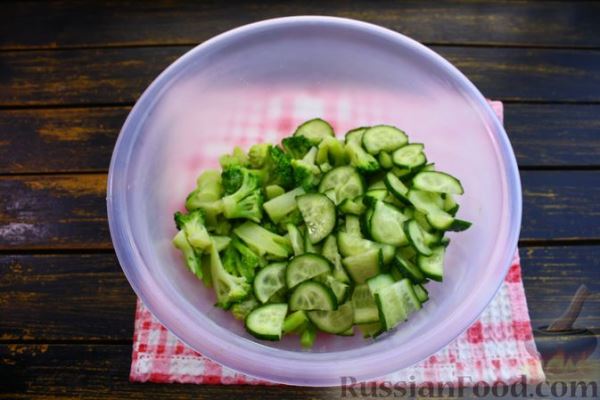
[129,93,545,385]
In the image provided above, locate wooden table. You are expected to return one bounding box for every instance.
[1,2,599,398]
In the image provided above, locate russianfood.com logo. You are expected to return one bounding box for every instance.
[340,375,598,398]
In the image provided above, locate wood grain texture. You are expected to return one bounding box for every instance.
[1,247,597,342]
[2,46,600,107]
[0,107,129,173]
[0,171,598,250]
[2,1,600,50]
[1,104,599,174]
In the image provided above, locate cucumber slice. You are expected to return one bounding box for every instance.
[407,190,455,230]
[412,171,464,195]
[403,220,433,256]
[358,321,384,338]
[367,179,387,190]
[384,172,410,205]
[245,303,288,341]
[352,284,379,324]
[443,194,459,215]
[375,279,421,331]
[363,189,388,206]
[417,246,445,281]
[286,224,305,256]
[282,310,308,334]
[293,118,334,145]
[300,323,317,348]
[447,219,472,232]
[338,197,366,215]
[394,255,426,283]
[414,210,434,232]
[319,166,365,204]
[263,187,305,223]
[342,249,382,283]
[308,301,354,334]
[378,151,394,169]
[337,232,395,265]
[392,143,426,169]
[297,193,336,243]
[369,201,409,246]
[362,125,408,154]
[253,262,287,303]
[413,284,429,303]
[337,327,355,336]
[290,281,337,311]
[321,235,350,283]
[345,127,368,145]
[367,273,395,294]
[345,215,361,236]
[286,253,331,288]
[425,210,455,230]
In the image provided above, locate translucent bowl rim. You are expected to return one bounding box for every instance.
[107,15,522,387]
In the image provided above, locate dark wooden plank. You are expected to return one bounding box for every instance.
[1,246,597,342]
[505,104,600,167]
[0,344,337,399]
[0,253,134,342]
[1,104,599,174]
[0,107,129,173]
[521,171,600,242]
[2,1,600,49]
[2,46,600,107]
[0,174,109,250]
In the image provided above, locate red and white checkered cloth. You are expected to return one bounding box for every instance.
[130,91,545,385]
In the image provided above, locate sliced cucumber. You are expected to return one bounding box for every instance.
[253,262,287,303]
[286,253,331,288]
[286,224,305,256]
[425,209,455,230]
[412,171,464,195]
[384,172,410,205]
[363,189,388,206]
[300,323,317,348]
[263,187,305,223]
[337,327,355,336]
[367,273,395,295]
[414,210,434,232]
[443,194,459,215]
[403,220,433,256]
[392,143,426,169]
[375,279,421,331]
[308,301,354,334]
[394,255,426,283]
[352,284,379,324]
[358,321,384,338]
[345,215,362,236]
[290,281,337,311]
[342,249,382,283]
[297,193,336,243]
[447,219,472,232]
[319,166,365,205]
[282,310,308,334]
[417,246,445,281]
[362,125,408,154]
[321,235,350,283]
[337,232,395,265]
[378,151,394,169]
[245,303,288,341]
[293,118,334,145]
[317,274,350,304]
[369,201,409,246]
[413,284,429,303]
[367,179,387,191]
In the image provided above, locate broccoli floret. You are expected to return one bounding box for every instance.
[346,141,380,173]
[221,167,263,222]
[212,216,232,235]
[233,221,292,258]
[231,294,259,320]
[172,230,203,280]
[231,237,263,281]
[221,165,245,195]
[174,210,211,251]
[186,169,223,210]
[209,240,250,309]
[291,147,321,190]
[219,146,249,169]
[282,135,312,159]
[267,146,294,189]
[221,244,239,276]
[316,137,347,166]
[248,143,272,168]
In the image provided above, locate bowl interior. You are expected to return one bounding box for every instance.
[109,17,520,385]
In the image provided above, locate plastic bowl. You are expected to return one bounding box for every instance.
[107,16,521,386]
